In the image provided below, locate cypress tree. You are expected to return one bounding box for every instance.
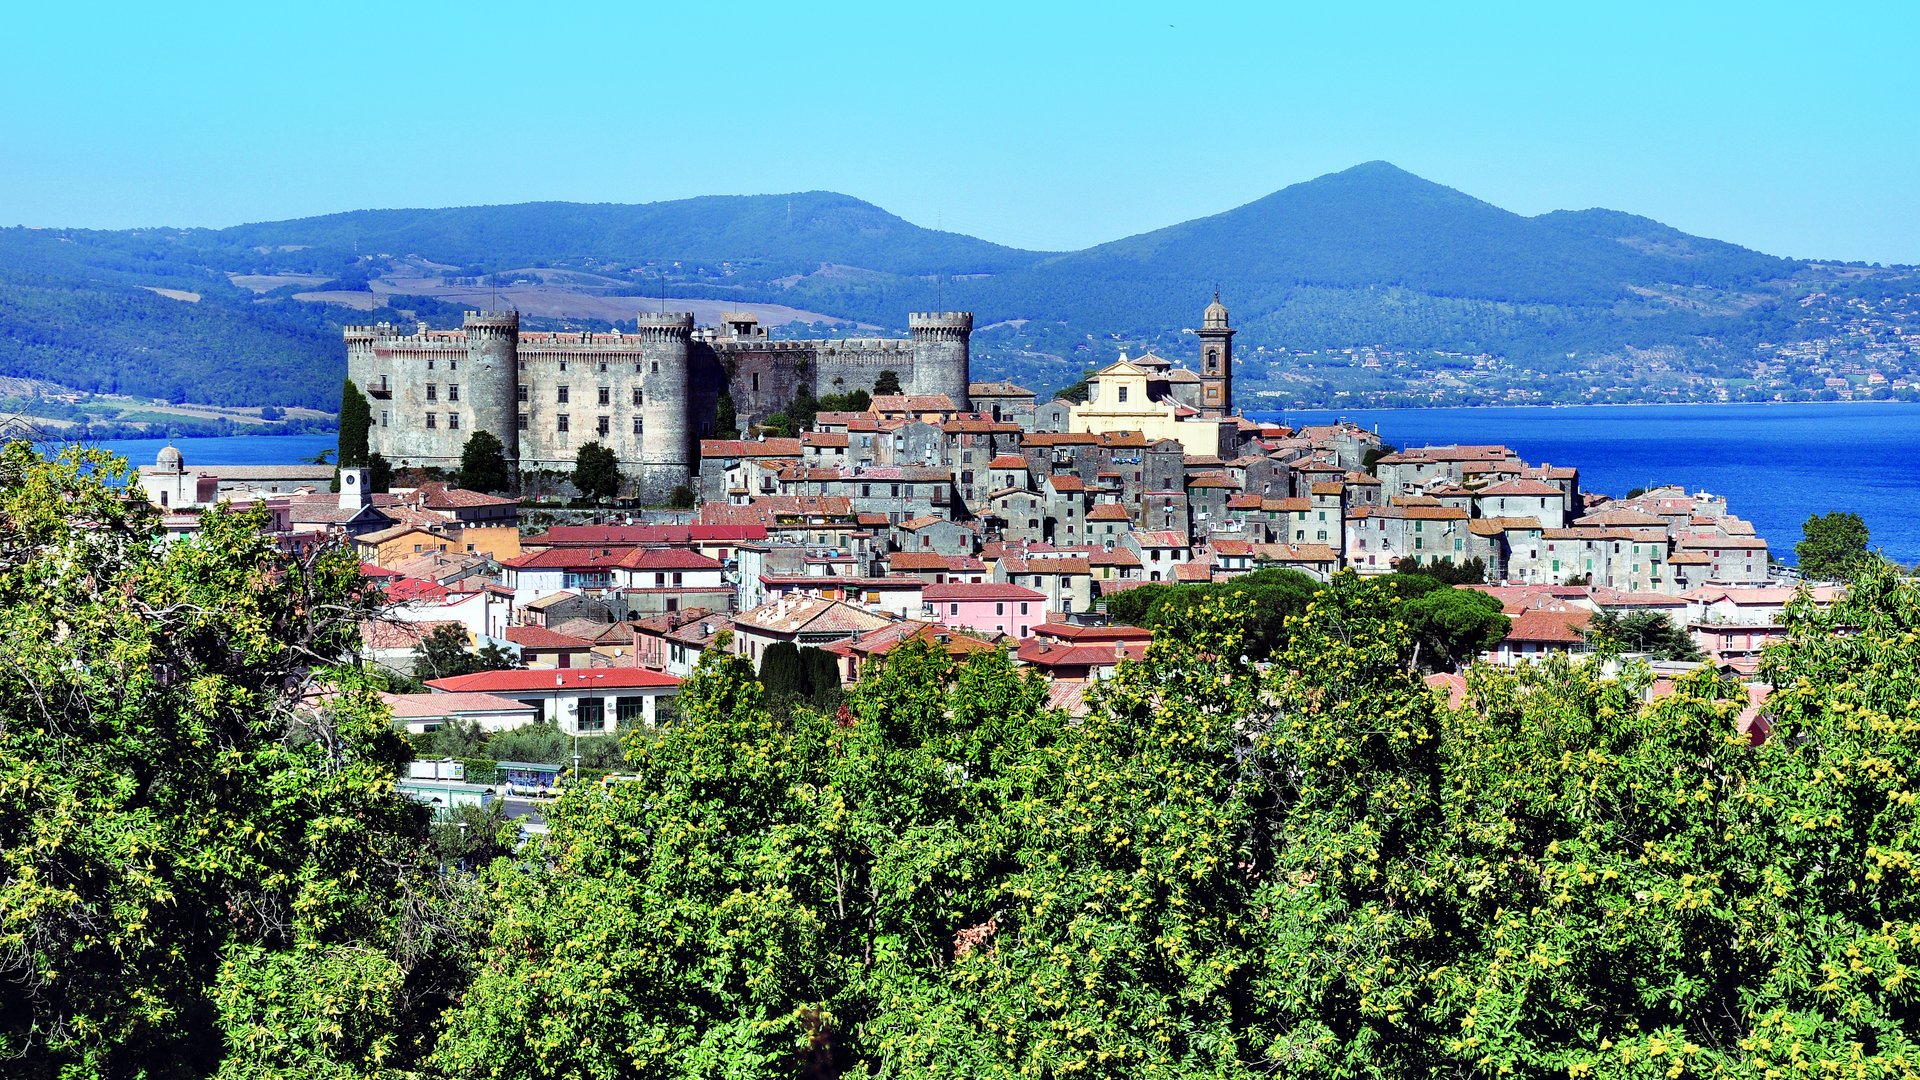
[338,379,372,468]
[759,641,805,701]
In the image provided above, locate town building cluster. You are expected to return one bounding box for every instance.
[142,297,1814,745]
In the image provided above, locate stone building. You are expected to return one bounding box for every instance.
[346,309,972,502]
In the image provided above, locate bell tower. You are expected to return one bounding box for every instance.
[1197,292,1234,418]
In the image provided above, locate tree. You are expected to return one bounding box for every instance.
[571,440,621,503]
[430,800,517,872]
[668,484,696,509]
[411,624,483,682]
[1583,609,1704,660]
[800,644,843,705]
[1362,440,1399,475]
[457,429,511,494]
[758,640,806,702]
[367,451,393,494]
[338,379,372,467]
[1392,554,1488,584]
[1399,584,1509,670]
[713,387,739,438]
[872,369,902,395]
[1795,510,1871,580]
[0,442,468,1077]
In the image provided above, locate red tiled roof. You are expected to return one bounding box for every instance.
[617,547,723,571]
[922,582,1046,602]
[503,625,595,650]
[427,668,682,693]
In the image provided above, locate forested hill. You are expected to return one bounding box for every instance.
[2,164,1913,411]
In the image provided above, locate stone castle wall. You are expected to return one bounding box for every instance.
[345,310,971,499]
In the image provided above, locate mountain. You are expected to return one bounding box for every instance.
[1,164,1914,419]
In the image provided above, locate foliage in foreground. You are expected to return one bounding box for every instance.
[438,568,1920,1078]
[0,443,479,1079]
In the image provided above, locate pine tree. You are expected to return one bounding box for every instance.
[873,369,902,395]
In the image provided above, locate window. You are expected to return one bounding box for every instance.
[557,385,570,404]
[1019,602,1029,615]
[616,696,646,726]
[949,603,959,616]
[557,414,570,433]
[577,697,605,732]
[517,414,529,430]
[448,384,460,403]
[597,360,607,373]
[448,413,460,430]
[426,358,434,370]
[632,416,644,436]
[518,359,527,371]
[597,416,610,436]
[380,411,388,427]
[1117,385,1128,403]
[425,413,437,429]
[632,387,643,407]
[426,384,438,402]
[449,359,457,372]
[559,360,568,372]
[650,361,659,374]
[517,384,528,402]
[750,372,760,391]
[995,602,1005,615]
[598,386,610,406]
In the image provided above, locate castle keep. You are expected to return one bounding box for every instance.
[345,310,973,500]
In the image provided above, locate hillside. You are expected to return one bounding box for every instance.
[2,164,1915,416]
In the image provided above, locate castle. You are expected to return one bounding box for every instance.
[345,310,973,501]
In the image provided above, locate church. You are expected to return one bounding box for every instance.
[1067,294,1239,456]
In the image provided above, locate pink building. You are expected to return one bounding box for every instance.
[921,582,1046,638]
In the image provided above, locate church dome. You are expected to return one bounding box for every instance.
[156,445,184,471]
[1203,293,1230,329]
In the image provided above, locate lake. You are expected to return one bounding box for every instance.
[93,433,342,470]
[1252,402,1920,565]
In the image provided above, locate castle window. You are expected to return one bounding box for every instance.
[448,384,459,402]
[598,386,610,406]
[750,372,760,391]
[559,360,568,372]
[598,361,607,373]
[380,411,388,427]
[426,359,434,370]
[557,385,570,404]
[425,413,437,429]
[557,414,570,433]
[651,361,659,374]
[632,416,644,436]
[517,384,528,403]
[517,414,528,431]
[518,359,527,372]
[635,362,644,374]
[597,416,610,436]
[449,360,457,372]
[426,385,437,402]
[632,387,643,406]
[448,413,460,431]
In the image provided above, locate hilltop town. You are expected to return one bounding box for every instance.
[128,297,1815,777]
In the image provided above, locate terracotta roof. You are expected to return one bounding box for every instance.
[1478,478,1565,497]
[506,547,635,570]
[427,668,682,693]
[969,380,1035,397]
[382,691,535,718]
[617,547,723,571]
[1251,543,1340,564]
[1505,608,1591,645]
[922,582,1046,602]
[1087,503,1132,521]
[503,625,595,650]
[1017,639,1147,669]
[532,524,767,546]
[420,486,518,510]
[735,596,894,635]
[988,455,1029,469]
[700,438,804,458]
[1311,482,1346,496]
[358,618,462,650]
[887,552,988,572]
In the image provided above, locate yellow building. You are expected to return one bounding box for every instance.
[1067,359,1226,457]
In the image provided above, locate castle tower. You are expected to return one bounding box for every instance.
[635,311,696,503]
[462,310,521,468]
[1197,293,1234,418]
[909,312,973,410]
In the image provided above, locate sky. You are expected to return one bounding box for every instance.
[4,1,1916,262]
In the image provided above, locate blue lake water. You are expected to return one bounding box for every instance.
[1253,402,1920,565]
[93,433,341,470]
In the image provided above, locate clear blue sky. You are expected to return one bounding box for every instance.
[5,1,1915,262]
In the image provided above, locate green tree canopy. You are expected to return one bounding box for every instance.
[338,379,372,468]
[1795,510,1872,580]
[0,442,467,1078]
[1400,584,1510,670]
[872,369,902,396]
[457,429,511,494]
[571,440,621,503]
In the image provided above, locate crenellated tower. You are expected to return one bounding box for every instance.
[909,312,973,410]
[635,311,696,502]
[1197,293,1234,418]
[462,310,521,466]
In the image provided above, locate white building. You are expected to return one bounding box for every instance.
[425,667,682,736]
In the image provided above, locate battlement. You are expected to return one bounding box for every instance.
[634,311,696,329]
[463,310,520,329]
[909,312,974,330]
